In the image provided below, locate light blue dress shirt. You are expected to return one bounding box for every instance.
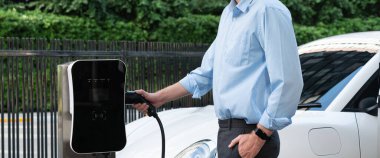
[179,0,303,130]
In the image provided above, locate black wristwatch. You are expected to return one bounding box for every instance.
[255,128,271,141]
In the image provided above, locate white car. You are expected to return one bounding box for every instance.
[117,31,380,158]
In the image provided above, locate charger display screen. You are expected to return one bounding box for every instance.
[88,78,110,102]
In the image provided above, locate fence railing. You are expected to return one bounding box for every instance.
[0,38,212,158]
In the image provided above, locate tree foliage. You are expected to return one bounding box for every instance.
[152,14,220,43]
[3,0,378,25]
[0,0,379,44]
[282,0,380,25]
[294,18,380,45]
[0,9,147,40]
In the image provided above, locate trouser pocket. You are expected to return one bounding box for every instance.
[217,128,280,158]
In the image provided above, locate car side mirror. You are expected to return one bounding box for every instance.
[359,97,378,116]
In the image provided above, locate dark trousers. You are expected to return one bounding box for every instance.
[217,119,280,158]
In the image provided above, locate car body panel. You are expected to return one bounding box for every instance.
[355,113,377,158]
[298,31,380,54]
[378,50,380,158]
[117,106,218,158]
[278,111,360,158]
[118,107,363,158]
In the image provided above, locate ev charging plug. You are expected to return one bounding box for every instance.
[125,91,166,158]
[125,91,157,117]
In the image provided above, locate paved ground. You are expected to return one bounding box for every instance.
[1,112,54,158]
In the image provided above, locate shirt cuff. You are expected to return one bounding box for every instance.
[258,111,292,131]
[179,76,201,99]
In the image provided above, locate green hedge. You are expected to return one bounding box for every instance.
[3,0,379,26]
[152,15,380,44]
[1,9,380,45]
[0,9,148,41]
[282,0,380,25]
[294,18,380,45]
[151,14,220,43]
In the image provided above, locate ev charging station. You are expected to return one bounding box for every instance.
[57,59,165,158]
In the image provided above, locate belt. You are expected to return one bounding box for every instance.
[218,119,257,129]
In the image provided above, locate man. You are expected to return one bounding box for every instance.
[133,0,303,157]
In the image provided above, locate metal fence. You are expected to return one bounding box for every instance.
[0,38,212,158]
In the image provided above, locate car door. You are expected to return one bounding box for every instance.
[355,112,377,158]
[343,57,379,158]
[378,59,380,158]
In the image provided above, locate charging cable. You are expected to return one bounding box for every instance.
[125,91,165,158]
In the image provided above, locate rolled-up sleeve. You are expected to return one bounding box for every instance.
[179,41,215,98]
[257,7,304,130]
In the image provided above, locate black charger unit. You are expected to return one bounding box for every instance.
[66,59,165,158]
[68,60,127,154]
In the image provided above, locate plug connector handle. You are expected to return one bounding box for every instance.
[125,91,157,117]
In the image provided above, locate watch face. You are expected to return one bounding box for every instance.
[70,60,126,153]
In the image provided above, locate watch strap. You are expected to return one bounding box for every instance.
[255,128,271,141]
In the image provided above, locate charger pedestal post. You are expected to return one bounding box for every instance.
[57,63,115,158]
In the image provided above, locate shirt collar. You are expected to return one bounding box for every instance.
[237,0,254,13]
[229,0,255,17]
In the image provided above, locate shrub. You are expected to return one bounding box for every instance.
[295,18,380,44]
[0,9,147,41]
[152,14,219,43]
[1,9,379,45]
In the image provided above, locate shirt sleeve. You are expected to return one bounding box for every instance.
[257,7,304,130]
[179,41,215,98]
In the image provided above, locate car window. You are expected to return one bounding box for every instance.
[299,51,374,111]
[343,69,379,111]
[309,67,361,111]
